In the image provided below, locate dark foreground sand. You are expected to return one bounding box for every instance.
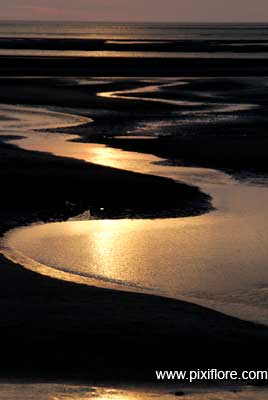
[0,71,268,383]
[1,251,268,382]
[1,55,268,77]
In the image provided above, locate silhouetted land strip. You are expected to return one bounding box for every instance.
[1,37,268,52]
[1,56,268,76]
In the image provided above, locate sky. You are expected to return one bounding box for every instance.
[0,0,268,22]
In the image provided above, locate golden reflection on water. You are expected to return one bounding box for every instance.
[4,199,268,326]
[2,104,268,325]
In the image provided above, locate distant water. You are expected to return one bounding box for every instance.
[0,21,268,40]
[1,21,268,58]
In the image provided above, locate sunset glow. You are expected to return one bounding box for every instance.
[1,0,268,22]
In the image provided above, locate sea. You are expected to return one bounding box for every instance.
[1,21,268,58]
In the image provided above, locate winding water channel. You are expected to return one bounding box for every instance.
[1,79,268,325]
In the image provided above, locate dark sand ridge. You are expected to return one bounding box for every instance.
[0,77,268,382]
[1,252,268,382]
[1,56,268,77]
[2,37,268,53]
[0,136,211,231]
[1,251,268,382]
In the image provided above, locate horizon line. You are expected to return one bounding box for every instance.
[0,19,268,24]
